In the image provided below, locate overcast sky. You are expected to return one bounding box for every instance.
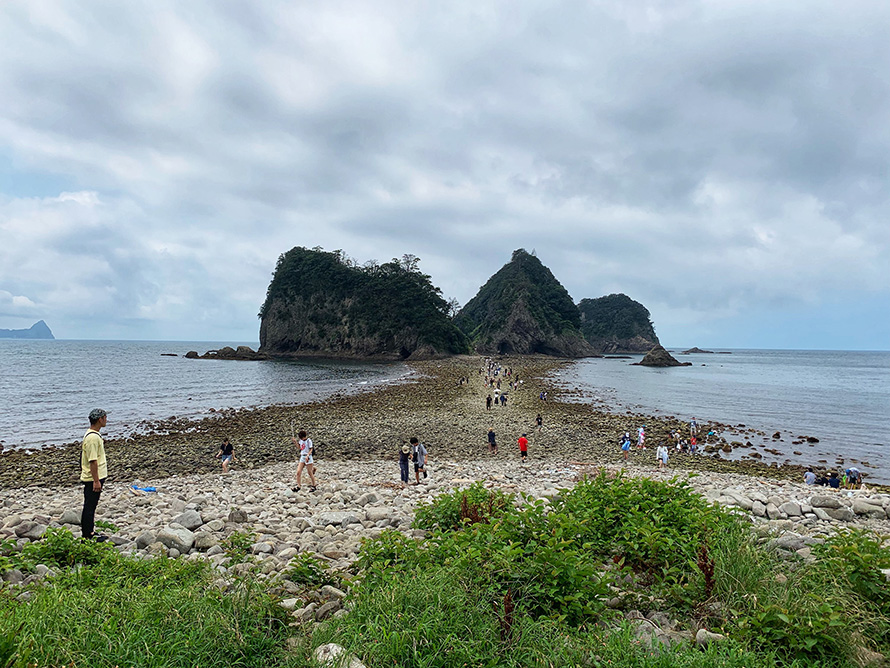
[1,1,888,349]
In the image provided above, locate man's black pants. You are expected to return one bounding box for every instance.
[81,478,106,539]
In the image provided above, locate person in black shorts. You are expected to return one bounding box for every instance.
[217,438,236,473]
[410,437,428,484]
[488,428,497,454]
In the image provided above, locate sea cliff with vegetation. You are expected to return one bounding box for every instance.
[578,293,660,353]
[454,249,594,357]
[257,246,664,362]
[259,247,467,360]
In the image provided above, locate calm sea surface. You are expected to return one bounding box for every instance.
[553,349,890,483]
[3,343,888,482]
[0,340,409,451]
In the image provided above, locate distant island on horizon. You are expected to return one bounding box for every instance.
[0,320,54,340]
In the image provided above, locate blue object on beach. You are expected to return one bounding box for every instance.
[131,485,157,493]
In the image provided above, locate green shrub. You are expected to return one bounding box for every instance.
[16,527,116,570]
[551,471,728,584]
[285,552,338,588]
[413,481,515,532]
[221,530,255,564]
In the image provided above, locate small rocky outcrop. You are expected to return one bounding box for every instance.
[187,346,268,361]
[681,347,714,354]
[636,345,691,367]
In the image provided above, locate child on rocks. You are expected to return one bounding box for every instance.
[620,433,632,461]
[217,438,236,473]
[656,442,669,469]
[399,443,411,486]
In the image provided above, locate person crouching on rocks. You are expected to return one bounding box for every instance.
[291,430,316,492]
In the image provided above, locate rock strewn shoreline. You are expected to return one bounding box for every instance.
[3,458,889,589]
[0,355,879,491]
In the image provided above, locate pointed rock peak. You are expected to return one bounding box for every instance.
[454,250,595,358]
[635,345,691,367]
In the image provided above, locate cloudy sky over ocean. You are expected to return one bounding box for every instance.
[0,1,887,349]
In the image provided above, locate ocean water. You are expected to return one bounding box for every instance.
[553,349,890,483]
[0,340,409,451]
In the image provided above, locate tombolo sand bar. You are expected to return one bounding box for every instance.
[0,355,881,492]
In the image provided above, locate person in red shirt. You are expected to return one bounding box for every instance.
[518,433,528,462]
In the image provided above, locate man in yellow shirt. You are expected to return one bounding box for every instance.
[80,408,108,541]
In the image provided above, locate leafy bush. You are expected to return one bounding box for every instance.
[14,527,116,570]
[221,530,255,564]
[365,496,609,625]
[551,471,729,585]
[284,552,338,588]
[413,482,515,532]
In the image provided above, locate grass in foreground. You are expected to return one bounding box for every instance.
[2,473,889,668]
[0,532,299,668]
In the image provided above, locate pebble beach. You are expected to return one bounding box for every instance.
[1,354,863,491]
[4,355,890,622]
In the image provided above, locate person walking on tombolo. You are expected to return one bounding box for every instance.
[80,409,109,541]
[291,430,316,492]
[398,443,411,486]
[411,437,428,484]
[217,437,236,473]
[656,442,669,469]
[621,432,632,461]
[518,433,528,461]
[488,428,497,454]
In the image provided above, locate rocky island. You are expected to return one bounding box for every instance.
[0,320,54,339]
[454,249,595,357]
[578,294,660,353]
[258,248,467,360]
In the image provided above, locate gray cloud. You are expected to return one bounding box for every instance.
[0,0,887,346]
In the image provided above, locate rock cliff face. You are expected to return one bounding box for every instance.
[0,320,54,339]
[258,247,468,360]
[454,249,595,357]
[577,294,659,353]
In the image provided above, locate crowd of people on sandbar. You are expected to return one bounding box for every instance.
[803,466,863,489]
[73,360,868,543]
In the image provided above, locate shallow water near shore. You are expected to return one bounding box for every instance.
[554,348,890,483]
[0,339,409,451]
